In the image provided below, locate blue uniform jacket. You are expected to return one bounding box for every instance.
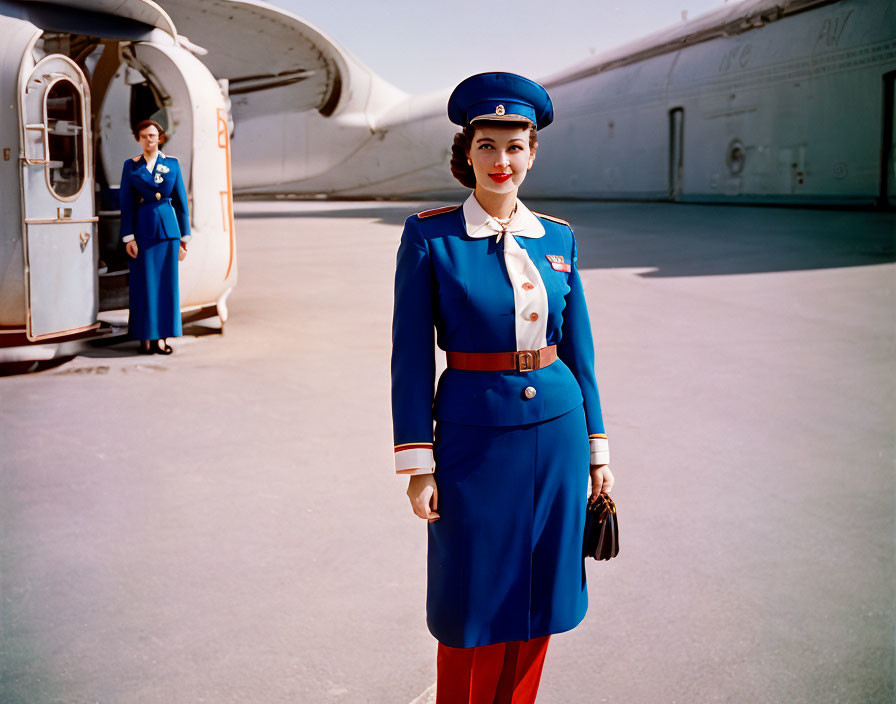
[391,201,607,472]
[119,153,190,243]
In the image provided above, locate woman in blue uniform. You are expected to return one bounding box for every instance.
[119,119,191,354]
[391,73,615,703]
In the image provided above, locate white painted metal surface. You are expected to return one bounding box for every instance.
[0,17,41,329]
[38,0,178,38]
[97,64,142,190]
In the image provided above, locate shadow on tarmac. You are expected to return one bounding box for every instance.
[0,324,222,376]
[236,201,896,278]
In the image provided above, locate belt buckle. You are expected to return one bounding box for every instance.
[515,350,538,372]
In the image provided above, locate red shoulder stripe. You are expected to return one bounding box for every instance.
[531,211,570,226]
[417,205,460,219]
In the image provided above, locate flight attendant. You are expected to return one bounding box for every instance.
[119,119,191,354]
[391,73,615,703]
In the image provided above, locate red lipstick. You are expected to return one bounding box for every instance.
[489,173,512,183]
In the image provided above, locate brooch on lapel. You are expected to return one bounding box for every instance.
[153,173,164,184]
[545,254,571,272]
[157,164,170,174]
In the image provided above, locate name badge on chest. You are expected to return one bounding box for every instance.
[545,254,571,272]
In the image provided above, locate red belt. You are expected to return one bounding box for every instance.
[446,345,558,372]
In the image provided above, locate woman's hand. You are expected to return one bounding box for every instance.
[126,241,138,259]
[178,244,187,261]
[407,474,440,522]
[590,464,614,502]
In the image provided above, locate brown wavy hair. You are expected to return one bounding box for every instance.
[450,120,538,189]
[132,119,167,145]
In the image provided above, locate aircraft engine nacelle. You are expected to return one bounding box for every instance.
[160,0,459,198]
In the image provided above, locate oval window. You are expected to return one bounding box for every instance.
[45,79,85,199]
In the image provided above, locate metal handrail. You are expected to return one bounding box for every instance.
[22,123,49,165]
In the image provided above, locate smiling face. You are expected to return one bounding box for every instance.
[136,124,161,153]
[467,123,536,196]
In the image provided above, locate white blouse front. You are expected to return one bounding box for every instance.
[462,194,548,351]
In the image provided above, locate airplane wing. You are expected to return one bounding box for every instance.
[30,0,178,37]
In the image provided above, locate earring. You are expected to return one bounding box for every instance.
[467,158,472,166]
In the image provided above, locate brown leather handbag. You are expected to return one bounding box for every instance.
[583,492,619,561]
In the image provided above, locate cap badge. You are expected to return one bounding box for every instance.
[495,104,506,116]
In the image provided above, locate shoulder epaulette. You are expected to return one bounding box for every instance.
[531,211,570,226]
[417,205,460,219]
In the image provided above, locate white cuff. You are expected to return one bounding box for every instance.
[589,435,609,466]
[122,234,135,243]
[181,235,192,243]
[394,443,434,474]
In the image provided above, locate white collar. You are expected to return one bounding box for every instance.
[145,151,165,164]
[462,193,545,239]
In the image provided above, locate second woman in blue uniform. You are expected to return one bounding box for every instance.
[120,119,191,355]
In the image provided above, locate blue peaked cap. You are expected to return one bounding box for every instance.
[447,72,554,130]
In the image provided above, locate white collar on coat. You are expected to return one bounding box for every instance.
[144,151,166,170]
[462,193,545,239]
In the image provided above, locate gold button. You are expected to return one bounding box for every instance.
[522,282,534,291]
[528,312,539,321]
[524,386,537,399]
[155,192,161,200]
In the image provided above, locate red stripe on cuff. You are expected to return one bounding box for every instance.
[394,443,433,452]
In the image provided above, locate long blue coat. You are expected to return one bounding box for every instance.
[391,197,608,648]
[119,152,191,340]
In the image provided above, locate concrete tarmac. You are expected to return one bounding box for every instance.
[1,200,894,704]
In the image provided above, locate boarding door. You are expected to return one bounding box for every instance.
[20,54,98,341]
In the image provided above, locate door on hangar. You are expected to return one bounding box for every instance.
[880,71,896,208]
[669,107,684,201]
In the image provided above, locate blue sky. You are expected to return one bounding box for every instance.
[268,0,732,93]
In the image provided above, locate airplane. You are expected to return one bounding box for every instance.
[1,0,892,363]
[159,0,896,205]
[0,0,237,363]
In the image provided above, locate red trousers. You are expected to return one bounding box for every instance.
[436,636,550,704]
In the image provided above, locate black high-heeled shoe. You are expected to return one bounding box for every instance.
[154,339,174,355]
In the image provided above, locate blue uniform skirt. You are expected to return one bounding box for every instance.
[427,405,590,648]
[128,236,182,341]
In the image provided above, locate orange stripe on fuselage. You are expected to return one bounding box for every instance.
[216,108,235,280]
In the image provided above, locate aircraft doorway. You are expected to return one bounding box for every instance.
[880,71,895,208]
[669,107,684,200]
[96,43,194,310]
